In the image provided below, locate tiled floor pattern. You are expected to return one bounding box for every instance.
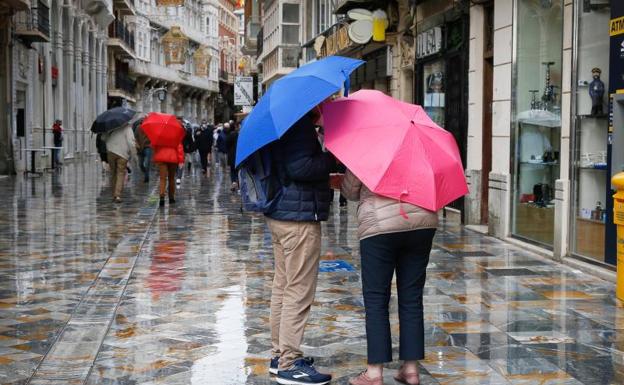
[1,162,623,384]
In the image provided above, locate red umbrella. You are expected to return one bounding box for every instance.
[140,112,185,147]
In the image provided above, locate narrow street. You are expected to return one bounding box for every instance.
[0,162,622,385]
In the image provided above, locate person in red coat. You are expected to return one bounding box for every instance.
[154,143,184,207]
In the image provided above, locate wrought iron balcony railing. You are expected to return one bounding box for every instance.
[109,20,135,52]
[14,0,50,44]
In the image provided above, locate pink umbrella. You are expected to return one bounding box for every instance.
[322,90,468,212]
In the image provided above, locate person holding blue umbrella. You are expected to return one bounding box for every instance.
[236,56,363,385]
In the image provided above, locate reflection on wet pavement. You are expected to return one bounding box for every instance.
[0,161,623,384]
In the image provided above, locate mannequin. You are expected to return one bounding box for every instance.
[589,67,605,116]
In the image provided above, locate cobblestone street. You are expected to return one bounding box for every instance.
[0,162,622,385]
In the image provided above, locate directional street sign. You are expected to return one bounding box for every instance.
[234,76,254,106]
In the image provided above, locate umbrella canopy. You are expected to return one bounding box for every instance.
[140,112,186,147]
[323,90,468,212]
[91,107,136,134]
[235,56,364,166]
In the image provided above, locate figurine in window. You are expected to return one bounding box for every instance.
[589,67,605,116]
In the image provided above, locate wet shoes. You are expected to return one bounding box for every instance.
[348,371,383,385]
[276,358,331,385]
[394,366,420,385]
[270,356,314,375]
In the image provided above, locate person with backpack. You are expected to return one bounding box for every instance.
[240,109,333,385]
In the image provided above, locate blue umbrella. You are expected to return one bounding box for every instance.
[235,56,364,166]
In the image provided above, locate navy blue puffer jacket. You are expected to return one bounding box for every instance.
[266,114,333,222]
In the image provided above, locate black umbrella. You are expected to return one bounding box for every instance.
[91,107,136,134]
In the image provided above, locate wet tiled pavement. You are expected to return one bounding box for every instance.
[1,161,624,384]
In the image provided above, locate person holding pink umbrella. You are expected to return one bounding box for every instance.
[323,90,468,385]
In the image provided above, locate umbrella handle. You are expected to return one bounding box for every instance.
[399,190,409,220]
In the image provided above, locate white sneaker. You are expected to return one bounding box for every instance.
[176,178,181,184]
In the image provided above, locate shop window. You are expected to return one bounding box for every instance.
[571,4,610,263]
[511,0,563,246]
[422,60,445,128]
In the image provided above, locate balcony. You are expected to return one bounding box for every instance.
[108,20,135,59]
[256,27,263,58]
[219,69,234,84]
[131,60,219,93]
[13,0,50,44]
[2,0,30,13]
[112,0,135,15]
[242,18,260,55]
[108,71,137,102]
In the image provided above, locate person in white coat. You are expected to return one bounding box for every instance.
[104,123,137,203]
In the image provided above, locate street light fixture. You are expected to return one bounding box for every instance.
[148,87,167,102]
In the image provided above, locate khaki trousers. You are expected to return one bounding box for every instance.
[107,152,128,199]
[158,162,177,198]
[266,217,322,370]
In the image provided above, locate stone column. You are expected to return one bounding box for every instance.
[52,4,64,132]
[81,27,90,153]
[63,10,75,157]
[73,21,83,156]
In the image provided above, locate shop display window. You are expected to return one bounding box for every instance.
[422,60,445,127]
[571,4,610,263]
[511,0,563,246]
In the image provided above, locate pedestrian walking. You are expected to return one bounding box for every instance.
[225,122,239,191]
[155,143,184,207]
[181,119,196,176]
[216,123,228,169]
[195,121,214,174]
[339,170,438,385]
[134,119,152,183]
[103,122,137,203]
[139,112,186,206]
[265,111,333,385]
[52,119,63,167]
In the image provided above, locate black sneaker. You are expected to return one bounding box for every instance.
[277,358,330,385]
[270,357,314,375]
[169,198,176,204]
[159,198,165,207]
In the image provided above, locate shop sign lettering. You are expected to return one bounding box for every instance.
[416,27,442,59]
[611,16,624,36]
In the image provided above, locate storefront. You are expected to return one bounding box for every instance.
[414,12,469,212]
[510,0,564,247]
[570,0,611,266]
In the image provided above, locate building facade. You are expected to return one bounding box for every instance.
[117,0,220,122]
[217,0,239,121]
[3,0,112,174]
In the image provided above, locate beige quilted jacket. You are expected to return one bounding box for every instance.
[340,170,439,240]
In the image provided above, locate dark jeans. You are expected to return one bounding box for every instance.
[229,163,238,184]
[199,149,211,171]
[142,148,152,181]
[360,228,436,364]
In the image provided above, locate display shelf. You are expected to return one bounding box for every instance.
[520,161,559,166]
[578,114,609,119]
[579,166,607,171]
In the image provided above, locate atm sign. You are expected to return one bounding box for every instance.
[611,16,624,37]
